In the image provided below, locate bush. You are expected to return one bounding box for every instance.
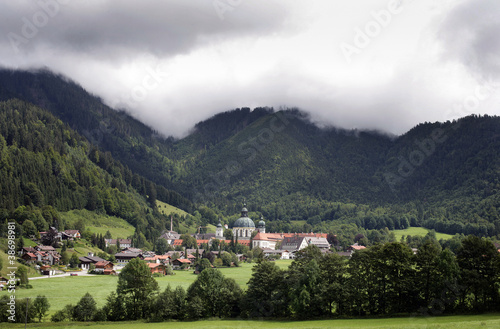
[93,308,107,321]
[51,310,67,322]
[165,264,174,275]
[51,304,73,322]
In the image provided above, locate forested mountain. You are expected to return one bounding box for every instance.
[0,68,178,190]
[0,98,192,247]
[0,68,499,238]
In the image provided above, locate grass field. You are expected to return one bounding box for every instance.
[59,209,135,239]
[1,313,500,328]
[0,260,293,317]
[0,249,41,278]
[392,227,454,241]
[156,200,189,217]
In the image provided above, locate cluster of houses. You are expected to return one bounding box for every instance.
[157,203,337,260]
[77,247,207,275]
[15,202,374,279]
[18,229,82,267]
[39,228,81,242]
[19,245,61,265]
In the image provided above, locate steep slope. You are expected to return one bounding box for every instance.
[181,110,392,213]
[0,99,192,246]
[0,68,178,190]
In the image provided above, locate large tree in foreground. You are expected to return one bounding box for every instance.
[32,295,50,322]
[456,235,500,311]
[187,268,242,318]
[243,260,288,318]
[117,257,159,319]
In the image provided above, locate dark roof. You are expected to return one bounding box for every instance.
[115,252,142,259]
[159,232,181,240]
[281,236,306,250]
[79,256,106,263]
[195,233,215,240]
[105,238,132,245]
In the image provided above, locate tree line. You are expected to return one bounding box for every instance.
[7,235,494,324]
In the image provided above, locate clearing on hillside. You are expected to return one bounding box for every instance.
[60,209,135,239]
[392,226,454,241]
[156,200,189,217]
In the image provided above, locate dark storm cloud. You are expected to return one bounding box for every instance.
[0,0,498,138]
[0,0,288,59]
[438,0,500,81]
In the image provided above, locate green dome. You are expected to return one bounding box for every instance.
[233,216,255,228]
[258,220,265,228]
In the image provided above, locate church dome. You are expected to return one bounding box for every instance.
[233,216,255,228]
[258,220,265,228]
[233,201,255,228]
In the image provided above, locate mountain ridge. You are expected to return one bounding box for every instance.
[1,68,499,238]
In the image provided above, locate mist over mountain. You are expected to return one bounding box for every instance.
[1,68,499,237]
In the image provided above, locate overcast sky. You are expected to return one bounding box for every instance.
[1,0,499,138]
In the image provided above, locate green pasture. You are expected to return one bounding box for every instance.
[0,249,41,279]
[59,209,135,239]
[156,200,189,217]
[392,227,454,241]
[0,260,293,316]
[2,313,500,328]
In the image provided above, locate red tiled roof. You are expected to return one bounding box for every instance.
[147,263,164,268]
[172,239,183,246]
[196,239,210,245]
[253,232,328,241]
[174,259,191,264]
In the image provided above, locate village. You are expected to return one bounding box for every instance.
[7,203,369,282]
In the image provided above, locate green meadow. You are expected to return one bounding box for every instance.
[1,313,500,328]
[156,200,189,217]
[0,261,293,317]
[392,227,454,241]
[59,209,135,239]
[2,260,499,327]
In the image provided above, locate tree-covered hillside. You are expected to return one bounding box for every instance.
[1,68,499,238]
[0,68,179,190]
[0,99,192,246]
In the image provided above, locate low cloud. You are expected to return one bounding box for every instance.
[0,0,498,138]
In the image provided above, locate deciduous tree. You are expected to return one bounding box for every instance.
[117,257,159,319]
